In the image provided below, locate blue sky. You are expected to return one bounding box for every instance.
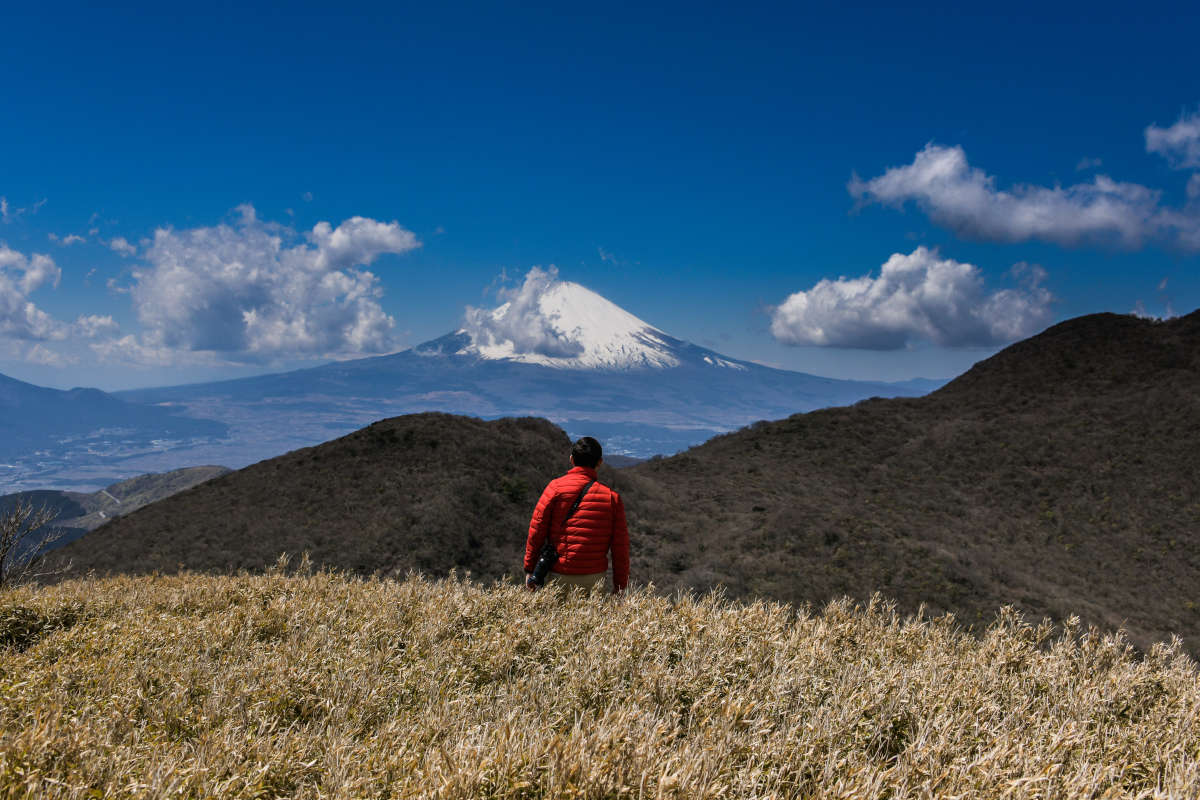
[2,1,1198,390]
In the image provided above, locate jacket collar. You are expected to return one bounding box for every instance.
[568,465,598,479]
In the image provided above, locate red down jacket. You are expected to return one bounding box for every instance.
[523,465,630,592]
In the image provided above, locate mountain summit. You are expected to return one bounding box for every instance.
[419,277,747,372]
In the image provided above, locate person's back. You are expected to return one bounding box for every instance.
[524,436,629,593]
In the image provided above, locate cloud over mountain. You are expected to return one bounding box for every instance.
[849,143,1200,250]
[770,247,1053,350]
[119,205,420,363]
[463,266,585,359]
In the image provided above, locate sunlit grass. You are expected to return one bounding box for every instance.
[2,566,1197,798]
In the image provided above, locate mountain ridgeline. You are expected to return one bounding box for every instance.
[0,373,226,463]
[52,311,1200,652]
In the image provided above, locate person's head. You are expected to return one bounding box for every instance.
[570,436,603,468]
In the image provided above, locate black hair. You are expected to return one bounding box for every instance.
[571,436,603,468]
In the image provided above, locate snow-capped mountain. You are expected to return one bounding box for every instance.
[76,277,946,485]
[424,280,745,371]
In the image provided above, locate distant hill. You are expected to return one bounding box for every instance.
[53,311,1200,652]
[0,371,228,493]
[51,416,572,577]
[608,311,1200,652]
[1,466,231,555]
[0,372,227,461]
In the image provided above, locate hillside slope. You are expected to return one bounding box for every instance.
[611,311,1200,651]
[52,415,572,578]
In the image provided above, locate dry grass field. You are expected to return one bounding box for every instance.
[2,567,1198,799]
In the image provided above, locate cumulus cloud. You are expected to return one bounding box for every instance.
[463,266,585,358]
[122,206,420,362]
[24,343,75,367]
[0,247,60,294]
[108,236,137,257]
[769,247,1054,350]
[1146,109,1200,169]
[89,334,181,367]
[72,314,120,340]
[0,246,68,342]
[849,143,1200,250]
[49,233,86,246]
[307,215,419,271]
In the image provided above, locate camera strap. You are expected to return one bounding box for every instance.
[551,479,596,555]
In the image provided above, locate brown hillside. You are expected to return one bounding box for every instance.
[52,415,574,580]
[610,310,1200,652]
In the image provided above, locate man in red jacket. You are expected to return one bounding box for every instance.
[524,436,630,594]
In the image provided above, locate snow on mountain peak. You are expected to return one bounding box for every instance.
[458,268,683,369]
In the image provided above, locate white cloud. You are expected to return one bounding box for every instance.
[24,343,75,367]
[849,143,1200,250]
[1075,157,1103,171]
[0,246,67,342]
[108,236,137,257]
[1132,300,1177,320]
[73,314,120,339]
[0,248,60,295]
[49,233,86,246]
[1146,109,1200,170]
[463,266,585,358]
[120,205,420,363]
[307,215,419,271]
[89,334,183,367]
[769,247,1054,350]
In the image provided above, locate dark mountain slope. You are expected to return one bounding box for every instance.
[610,311,1200,651]
[52,415,573,578]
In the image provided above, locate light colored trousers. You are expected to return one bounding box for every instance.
[547,571,606,592]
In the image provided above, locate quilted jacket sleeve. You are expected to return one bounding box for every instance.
[610,491,630,592]
[523,481,557,573]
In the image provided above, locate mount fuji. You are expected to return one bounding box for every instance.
[0,279,942,490]
[436,278,746,371]
[106,279,940,471]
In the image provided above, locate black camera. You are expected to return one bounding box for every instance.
[529,543,558,587]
